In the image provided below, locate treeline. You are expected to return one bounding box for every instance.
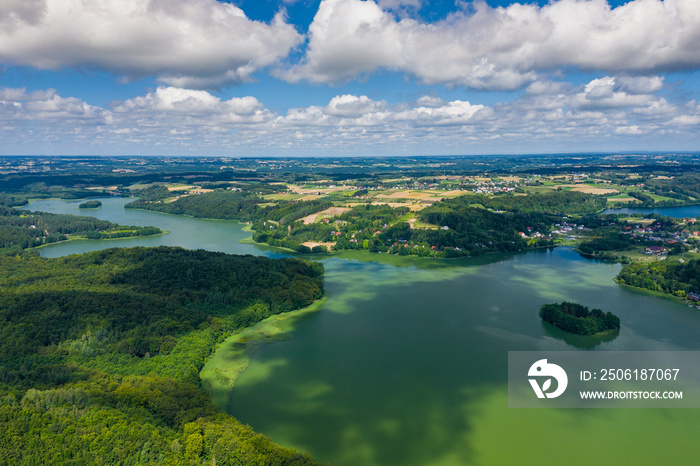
[78,200,102,208]
[126,189,333,226]
[0,247,324,464]
[465,191,607,215]
[255,200,553,257]
[540,302,620,335]
[645,173,700,203]
[125,190,602,258]
[0,180,108,201]
[616,259,700,296]
[0,193,30,208]
[628,191,655,204]
[578,232,636,256]
[126,189,260,219]
[0,207,162,251]
[387,203,550,256]
[254,203,410,253]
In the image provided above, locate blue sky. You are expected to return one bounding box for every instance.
[0,0,699,156]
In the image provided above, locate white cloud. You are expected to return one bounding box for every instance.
[1,81,699,155]
[0,0,302,88]
[113,87,274,125]
[570,76,663,110]
[378,0,422,9]
[666,115,700,126]
[415,96,445,107]
[614,125,643,135]
[282,0,700,89]
[326,95,387,117]
[525,81,569,96]
[0,88,110,122]
[392,100,488,125]
[0,0,46,27]
[617,76,665,94]
[277,95,487,129]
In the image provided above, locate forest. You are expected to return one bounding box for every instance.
[126,188,334,227]
[254,197,556,256]
[577,231,637,257]
[539,302,620,335]
[126,189,602,257]
[616,259,700,297]
[0,247,324,465]
[0,206,162,251]
[449,191,607,215]
[78,200,102,209]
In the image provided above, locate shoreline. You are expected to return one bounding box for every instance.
[30,229,171,250]
[200,297,329,412]
[239,224,558,263]
[614,279,699,306]
[124,204,252,224]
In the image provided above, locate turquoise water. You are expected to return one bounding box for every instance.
[602,205,700,218]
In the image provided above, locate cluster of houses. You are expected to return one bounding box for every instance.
[519,226,547,239]
[551,222,588,236]
[645,245,668,255]
[628,218,698,255]
[471,179,520,195]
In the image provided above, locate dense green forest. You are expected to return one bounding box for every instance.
[0,247,324,464]
[577,232,637,257]
[0,206,162,251]
[539,302,620,335]
[644,174,700,204]
[126,188,261,220]
[78,200,102,209]
[0,193,30,208]
[387,202,550,256]
[255,192,599,256]
[124,190,620,257]
[126,189,333,226]
[616,259,700,297]
[254,199,554,256]
[453,191,607,215]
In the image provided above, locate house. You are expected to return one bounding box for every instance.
[645,246,667,254]
[688,292,700,302]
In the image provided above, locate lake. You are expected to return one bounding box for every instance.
[602,205,700,218]
[24,198,700,465]
[24,197,269,258]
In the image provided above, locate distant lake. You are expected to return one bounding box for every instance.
[22,197,269,258]
[24,198,700,465]
[602,205,700,218]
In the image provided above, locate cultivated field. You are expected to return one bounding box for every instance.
[300,206,351,224]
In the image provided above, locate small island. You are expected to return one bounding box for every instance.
[539,301,620,336]
[79,200,102,209]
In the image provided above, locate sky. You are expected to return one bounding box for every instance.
[1,0,699,157]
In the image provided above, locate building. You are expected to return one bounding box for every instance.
[645,246,667,254]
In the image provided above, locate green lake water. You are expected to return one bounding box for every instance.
[25,198,700,465]
[24,197,268,258]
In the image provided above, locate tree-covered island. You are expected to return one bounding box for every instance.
[539,301,621,335]
[78,200,102,208]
